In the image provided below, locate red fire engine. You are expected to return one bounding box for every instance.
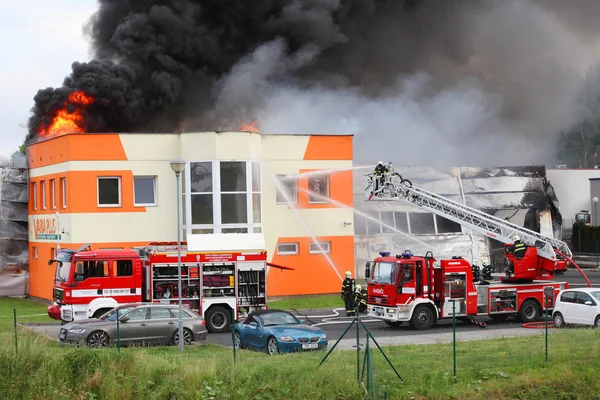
[362,171,591,330]
[47,239,292,333]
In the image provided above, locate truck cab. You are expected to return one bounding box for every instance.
[48,247,143,322]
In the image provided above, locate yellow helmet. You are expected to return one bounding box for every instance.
[345,271,352,278]
[355,284,362,291]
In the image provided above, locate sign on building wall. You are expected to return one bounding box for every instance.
[32,216,61,241]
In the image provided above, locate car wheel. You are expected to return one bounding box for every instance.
[87,331,109,348]
[595,316,600,328]
[267,337,279,355]
[234,332,243,350]
[553,312,564,328]
[518,299,540,323]
[205,306,232,333]
[384,321,403,328]
[172,328,193,346]
[410,306,435,330]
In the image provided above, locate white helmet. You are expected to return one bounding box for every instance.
[513,235,520,242]
[345,271,352,278]
[378,161,383,165]
[355,284,362,291]
[472,260,479,266]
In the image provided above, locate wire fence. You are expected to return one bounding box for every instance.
[2,294,600,399]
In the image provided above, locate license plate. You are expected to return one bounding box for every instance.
[302,343,318,350]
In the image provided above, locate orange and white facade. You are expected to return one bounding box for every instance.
[26,131,354,300]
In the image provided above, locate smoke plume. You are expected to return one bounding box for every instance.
[26,0,600,167]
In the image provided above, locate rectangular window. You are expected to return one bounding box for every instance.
[354,214,367,235]
[276,175,297,204]
[75,260,109,280]
[365,212,381,235]
[277,243,299,255]
[436,215,462,234]
[41,181,47,209]
[381,212,396,233]
[134,176,157,206]
[394,212,409,233]
[221,162,248,224]
[409,213,436,234]
[113,260,133,277]
[32,246,38,259]
[60,178,67,208]
[32,182,38,210]
[50,179,56,209]
[252,162,261,224]
[97,177,121,207]
[190,162,213,224]
[222,228,249,233]
[309,241,331,254]
[308,174,329,203]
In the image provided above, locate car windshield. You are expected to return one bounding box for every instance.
[260,312,300,326]
[371,262,399,284]
[100,307,136,321]
[54,261,71,283]
[590,291,600,301]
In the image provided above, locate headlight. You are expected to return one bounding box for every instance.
[321,334,327,340]
[278,336,295,342]
[68,328,86,334]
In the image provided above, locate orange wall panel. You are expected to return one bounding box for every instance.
[295,169,353,209]
[303,135,353,160]
[27,133,127,168]
[29,170,146,215]
[268,236,354,296]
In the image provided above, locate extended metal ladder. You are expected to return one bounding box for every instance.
[364,173,571,261]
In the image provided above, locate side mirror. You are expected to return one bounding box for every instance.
[365,262,371,279]
[249,321,258,327]
[585,300,594,306]
[120,315,130,322]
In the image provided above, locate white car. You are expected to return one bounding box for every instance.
[552,288,600,328]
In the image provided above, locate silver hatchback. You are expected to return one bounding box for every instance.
[59,303,208,348]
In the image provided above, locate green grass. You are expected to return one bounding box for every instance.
[0,298,53,329]
[268,280,367,310]
[1,318,600,399]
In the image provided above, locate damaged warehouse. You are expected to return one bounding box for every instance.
[353,164,563,277]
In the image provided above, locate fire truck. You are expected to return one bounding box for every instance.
[47,236,292,333]
[362,171,591,330]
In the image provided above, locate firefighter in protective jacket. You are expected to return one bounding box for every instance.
[373,161,388,193]
[480,261,493,284]
[505,235,527,276]
[341,271,356,316]
[471,260,480,282]
[354,284,367,313]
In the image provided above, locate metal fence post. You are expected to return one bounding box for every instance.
[232,309,236,364]
[356,314,360,383]
[452,301,456,377]
[116,309,120,352]
[13,308,17,355]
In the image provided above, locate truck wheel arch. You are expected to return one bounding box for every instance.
[88,298,119,319]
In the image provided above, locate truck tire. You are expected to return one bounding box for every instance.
[205,306,232,333]
[410,306,436,330]
[518,299,540,323]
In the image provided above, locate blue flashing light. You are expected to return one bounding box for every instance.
[401,251,413,258]
[379,252,391,257]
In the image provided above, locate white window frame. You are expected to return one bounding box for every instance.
[133,176,158,206]
[97,177,122,207]
[309,241,331,254]
[275,174,298,204]
[41,181,47,210]
[50,179,56,209]
[60,178,67,208]
[277,243,299,255]
[308,174,330,204]
[32,182,38,210]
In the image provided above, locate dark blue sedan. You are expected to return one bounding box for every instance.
[234,309,328,355]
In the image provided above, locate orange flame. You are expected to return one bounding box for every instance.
[38,90,95,137]
[239,121,260,133]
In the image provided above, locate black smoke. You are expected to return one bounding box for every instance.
[26,0,600,167]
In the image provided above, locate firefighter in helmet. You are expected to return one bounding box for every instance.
[471,260,480,283]
[505,235,527,276]
[373,161,388,193]
[353,284,368,314]
[341,271,356,316]
[480,260,493,284]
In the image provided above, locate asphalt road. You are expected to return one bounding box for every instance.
[208,268,600,349]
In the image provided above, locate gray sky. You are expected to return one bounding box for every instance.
[0,0,97,157]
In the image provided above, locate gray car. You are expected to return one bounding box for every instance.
[59,303,208,348]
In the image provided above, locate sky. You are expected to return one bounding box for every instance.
[0,0,97,157]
